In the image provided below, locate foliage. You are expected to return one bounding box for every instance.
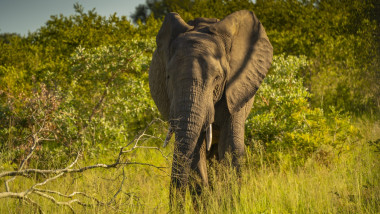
[69,39,159,153]
[0,39,159,167]
[132,0,380,115]
[246,55,360,165]
[0,3,161,93]
[0,4,162,165]
[310,28,380,114]
[256,0,379,114]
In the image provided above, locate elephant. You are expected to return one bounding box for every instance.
[149,10,273,199]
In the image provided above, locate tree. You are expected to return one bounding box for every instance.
[131,0,254,23]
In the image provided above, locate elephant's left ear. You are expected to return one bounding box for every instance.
[209,10,273,114]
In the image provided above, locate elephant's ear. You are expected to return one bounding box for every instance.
[209,10,273,114]
[156,12,192,61]
[149,13,191,120]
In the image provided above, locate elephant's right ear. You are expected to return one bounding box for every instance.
[209,10,273,114]
[156,12,192,61]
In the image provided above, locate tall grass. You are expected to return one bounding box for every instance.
[187,121,379,213]
[1,122,379,213]
[190,141,379,213]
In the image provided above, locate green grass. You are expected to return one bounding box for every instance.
[192,140,379,213]
[1,121,379,213]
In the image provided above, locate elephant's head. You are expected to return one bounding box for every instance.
[149,10,272,192]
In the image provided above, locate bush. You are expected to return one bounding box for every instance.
[245,55,360,166]
[0,39,160,167]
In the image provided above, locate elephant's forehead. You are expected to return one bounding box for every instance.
[172,32,222,57]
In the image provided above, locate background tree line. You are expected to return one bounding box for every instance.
[133,0,380,114]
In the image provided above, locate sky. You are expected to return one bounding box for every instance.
[0,0,146,36]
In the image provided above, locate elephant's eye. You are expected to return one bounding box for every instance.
[167,75,170,79]
[214,75,220,82]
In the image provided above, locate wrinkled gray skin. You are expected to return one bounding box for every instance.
[149,10,273,198]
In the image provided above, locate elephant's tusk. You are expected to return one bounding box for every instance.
[163,127,173,148]
[206,124,212,151]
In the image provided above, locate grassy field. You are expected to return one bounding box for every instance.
[1,121,379,213]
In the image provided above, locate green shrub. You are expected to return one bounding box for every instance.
[69,38,158,144]
[246,55,360,166]
[0,39,160,167]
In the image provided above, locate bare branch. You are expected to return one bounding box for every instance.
[107,167,126,205]
[0,191,26,199]
[0,191,44,213]
[20,134,39,170]
[0,118,170,213]
[5,133,39,192]
[123,143,170,161]
[23,197,44,214]
[1,151,81,178]
[116,118,166,163]
[34,191,76,213]
[31,172,65,190]
[34,188,105,205]
[121,162,168,175]
[0,158,167,178]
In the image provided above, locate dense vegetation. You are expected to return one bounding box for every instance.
[1,0,379,213]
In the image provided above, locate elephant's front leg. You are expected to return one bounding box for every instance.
[189,131,208,195]
[218,109,246,168]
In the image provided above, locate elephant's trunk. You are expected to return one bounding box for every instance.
[170,107,205,189]
[169,82,208,200]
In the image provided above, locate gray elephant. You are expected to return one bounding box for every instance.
[149,10,273,198]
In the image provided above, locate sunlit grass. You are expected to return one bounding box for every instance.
[183,138,379,213]
[1,122,379,213]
